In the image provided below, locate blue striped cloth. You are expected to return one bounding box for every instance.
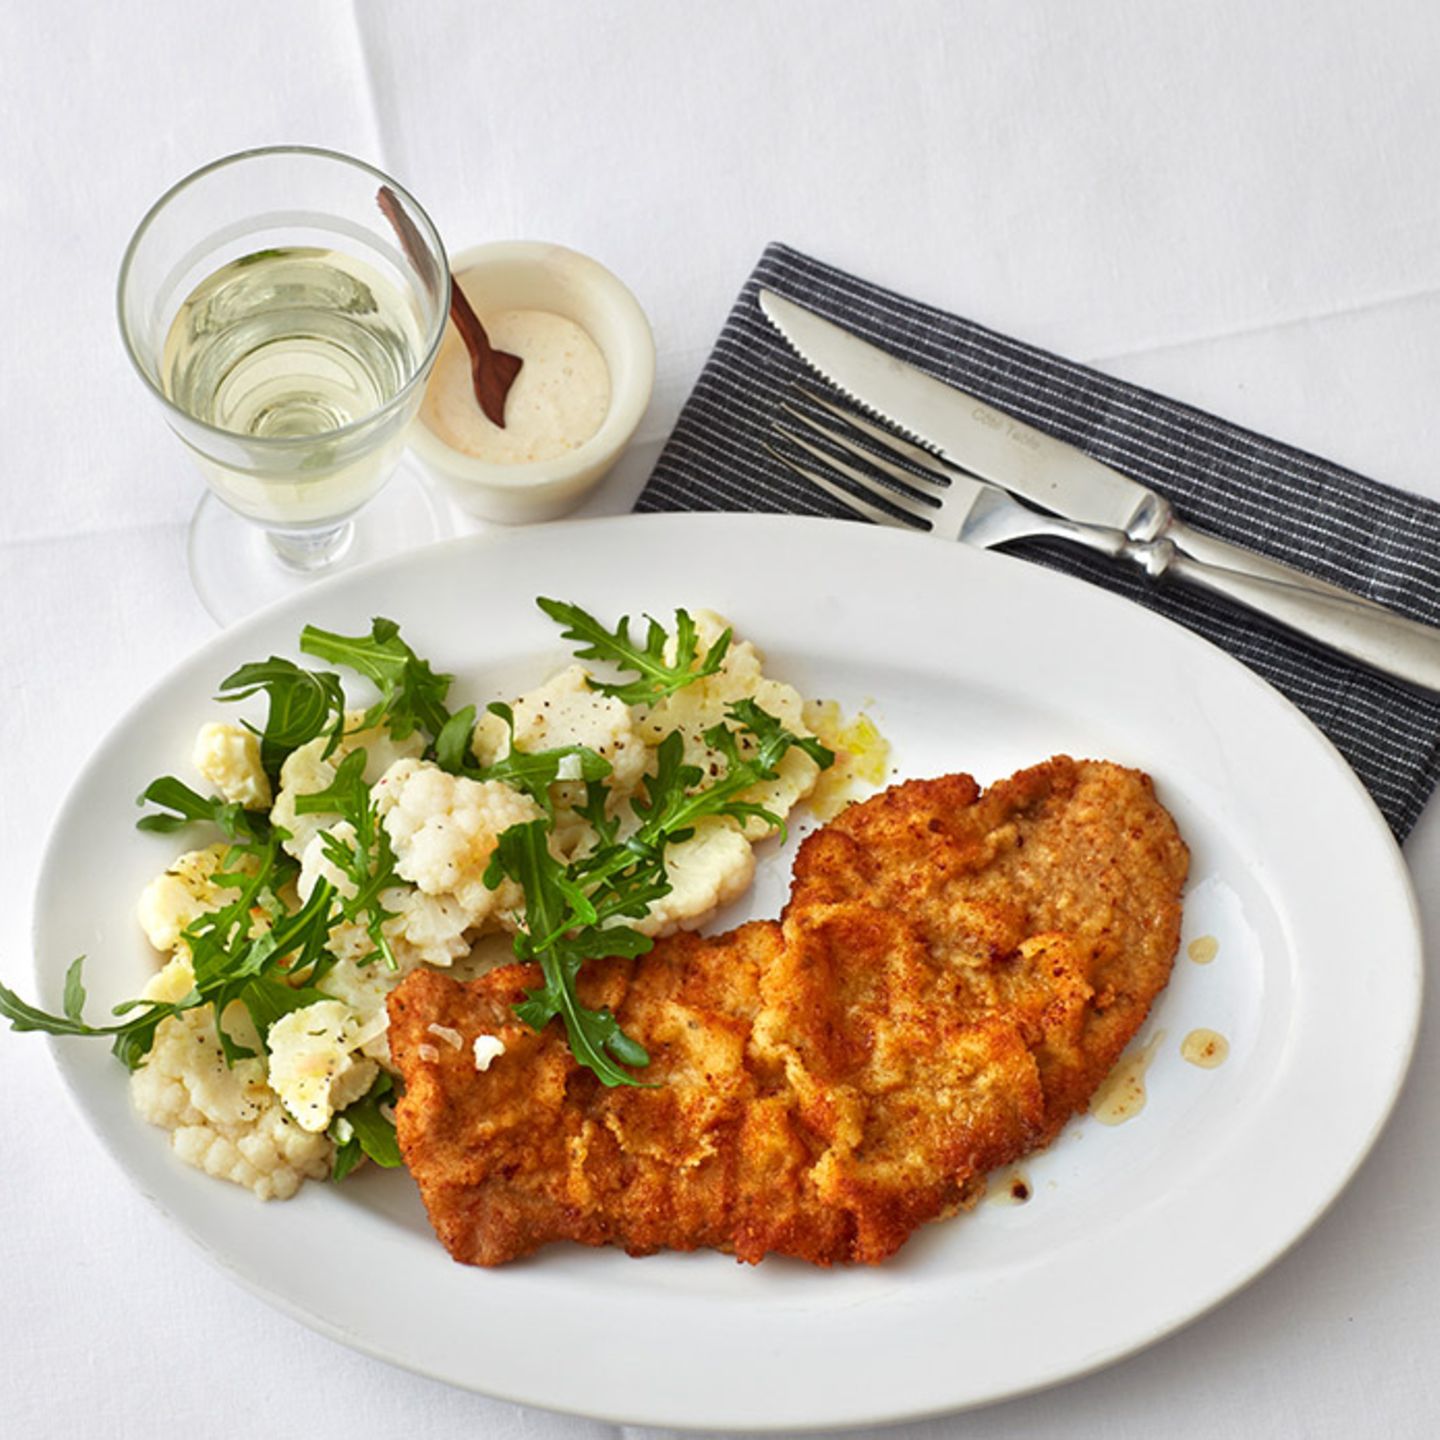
[638,243,1440,840]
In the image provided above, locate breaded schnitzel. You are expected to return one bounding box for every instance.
[387,757,1188,1266]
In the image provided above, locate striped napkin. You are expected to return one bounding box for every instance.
[637,243,1440,840]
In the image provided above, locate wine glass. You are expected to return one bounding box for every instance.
[117,146,452,623]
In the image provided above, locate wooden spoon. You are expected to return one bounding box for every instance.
[446,281,523,429]
[376,186,522,428]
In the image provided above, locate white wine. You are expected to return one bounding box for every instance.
[160,247,426,529]
[163,246,422,437]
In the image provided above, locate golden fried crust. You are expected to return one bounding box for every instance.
[388,757,1188,1267]
[788,757,1190,1141]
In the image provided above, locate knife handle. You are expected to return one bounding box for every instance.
[1141,540,1440,693]
[1165,518,1387,611]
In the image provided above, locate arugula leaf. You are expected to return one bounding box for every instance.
[725,697,836,772]
[217,656,347,777]
[171,836,339,1064]
[478,704,612,806]
[237,974,335,1044]
[254,873,342,990]
[292,747,373,821]
[295,750,401,968]
[433,701,613,818]
[345,1078,402,1168]
[485,820,651,1087]
[433,703,478,775]
[511,986,648,1071]
[135,776,263,842]
[328,1071,402,1180]
[537,598,732,706]
[301,618,454,742]
[0,958,199,1069]
[108,995,203,1071]
[62,956,86,1022]
[654,704,831,838]
[330,1131,364,1184]
[573,774,621,850]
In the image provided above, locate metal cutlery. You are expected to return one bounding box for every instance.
[757,288,1386,609]
[765,384,1440,693]
[768,393,1138,561]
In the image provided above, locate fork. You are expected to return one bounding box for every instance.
[767,389,1143,564]
[766,387,1440,693]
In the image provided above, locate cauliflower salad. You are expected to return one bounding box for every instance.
[5,601,883,1201]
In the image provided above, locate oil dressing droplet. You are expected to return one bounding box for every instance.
[1181,1028,1230,1069]
[1090,1030,1166,1125]
[1187,935,1219,965]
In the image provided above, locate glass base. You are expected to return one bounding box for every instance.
[187,459,455,625]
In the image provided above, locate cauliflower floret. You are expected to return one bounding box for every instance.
[374,758,541,916]
[328,887,476,971]
[308,945,400,1061]
[473,663,649,800]
[136,844,249,953]
[266,1000,380,1134]
[129,959,331,1200]
[385,888,478,968]
[143,953,200,1004]
[643,610,822,837]
[632,816,757,936]
[270,711,425,859]
[192,722,271,810]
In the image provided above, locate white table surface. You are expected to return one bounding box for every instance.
[3,2,1438,1435]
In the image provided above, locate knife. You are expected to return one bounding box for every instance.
[758,288,1440,693]
[758,289,1384,606]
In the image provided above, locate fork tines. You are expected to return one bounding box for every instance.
[766,386,954,531]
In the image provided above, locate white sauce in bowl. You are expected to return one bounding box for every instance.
[421,307,610,465]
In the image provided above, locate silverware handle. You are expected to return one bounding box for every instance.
[1041,514,1132,559]
[1155,545,1440,693]
[1166,518,1384,610]
[966,486,1136,557]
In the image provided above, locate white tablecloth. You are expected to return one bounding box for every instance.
[3,3,1438,1435]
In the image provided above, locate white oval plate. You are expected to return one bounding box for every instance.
[33,514,1421,1431]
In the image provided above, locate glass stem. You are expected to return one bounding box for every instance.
[266,520,355,572]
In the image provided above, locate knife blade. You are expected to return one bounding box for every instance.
[756,289,1379,607]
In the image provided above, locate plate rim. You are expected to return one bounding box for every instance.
[30,512,1424,1431]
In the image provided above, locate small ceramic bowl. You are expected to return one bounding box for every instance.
[408,241,654,523]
